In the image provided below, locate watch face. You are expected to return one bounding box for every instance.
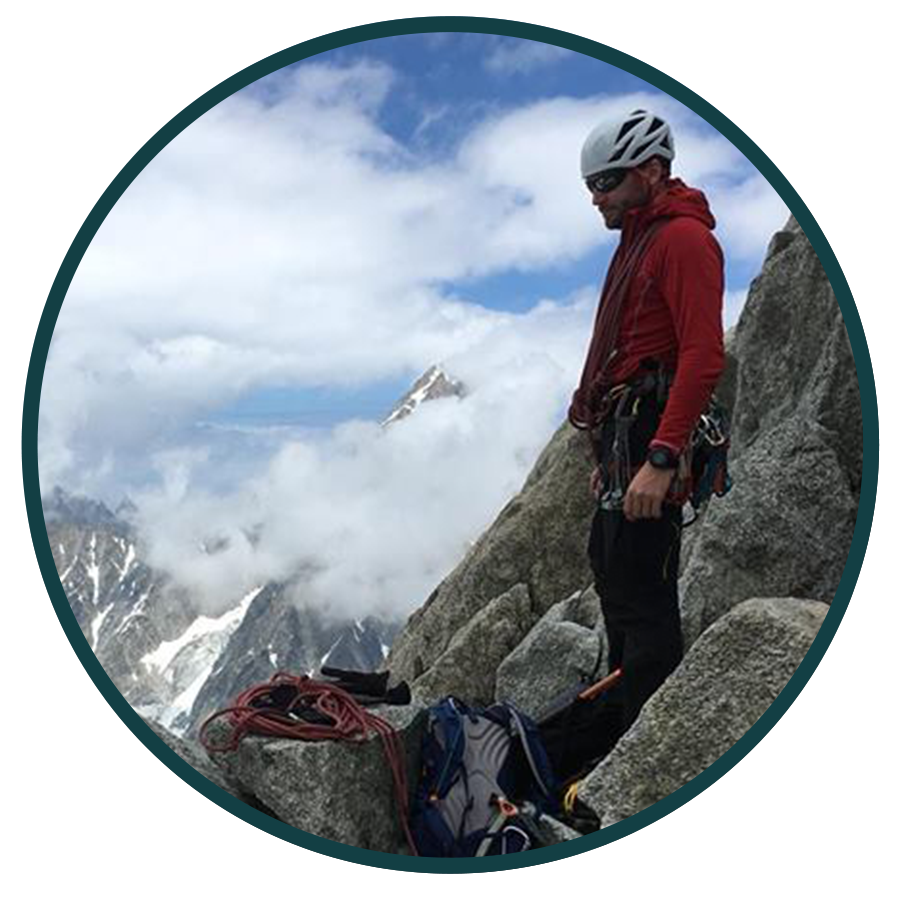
[650,448,676,469]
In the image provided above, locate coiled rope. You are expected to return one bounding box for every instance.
[200,672,417,855]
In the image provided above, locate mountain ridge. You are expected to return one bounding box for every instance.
[44,362,459,735]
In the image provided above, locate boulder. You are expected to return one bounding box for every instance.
[411,583,534,705]
[534,815,585,845]
[730,218,861,475]
[578,597,828,826]
[389,422,596,685]
[679,218,861,644]
[206,703,424,853]
[495,588,605,718]
[715,326,740,418]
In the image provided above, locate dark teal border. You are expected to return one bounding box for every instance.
[20,16,880,872]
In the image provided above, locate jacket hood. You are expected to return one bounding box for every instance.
[626,178,716,233]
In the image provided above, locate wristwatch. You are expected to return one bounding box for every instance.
[647,446,678,470]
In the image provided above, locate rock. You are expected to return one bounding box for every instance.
[411,584,534,705]
[715,327,739,418]
[730,217,861,479]
[680,421,852,643]
[206,703,424,853]
[679,218,861,645]
[578,597,828,826]
[495,588,605,718]
[534,815,585,845]
[134,220,858,856]
[389,421,596,685]
[540,586,603,630]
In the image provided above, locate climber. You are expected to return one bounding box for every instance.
[568,110,725,736]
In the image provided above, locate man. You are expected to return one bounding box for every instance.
[569,109,725,736]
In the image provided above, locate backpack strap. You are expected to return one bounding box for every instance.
[474,808,513,857]
[506,706,559,807]
[430,698,467,797]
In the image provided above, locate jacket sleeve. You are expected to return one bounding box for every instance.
[650,219,725,453]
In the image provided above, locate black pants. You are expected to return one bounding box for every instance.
[588,393,684,733]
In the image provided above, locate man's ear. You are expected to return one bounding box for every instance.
[638,157,665,187]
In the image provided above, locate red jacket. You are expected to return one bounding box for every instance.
[571,179,725,453]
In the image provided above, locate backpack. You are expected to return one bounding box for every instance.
[411,697,560,857]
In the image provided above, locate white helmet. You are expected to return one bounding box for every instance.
[581,109,674,180]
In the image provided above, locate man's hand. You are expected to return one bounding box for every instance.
[624,461,675,521]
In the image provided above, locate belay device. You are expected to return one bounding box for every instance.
[411,698,559,857]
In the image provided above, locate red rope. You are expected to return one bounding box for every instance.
[199,672,417,855]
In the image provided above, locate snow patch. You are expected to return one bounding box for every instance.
[381,365,457,426]
[59,554,79,584]
[142,585,262,674]
[117,543,136,582]
[86,532,100,606]
[118,591,151,632]
[320,638,340,669]
[90,603,112,649]
[160,665,213,734]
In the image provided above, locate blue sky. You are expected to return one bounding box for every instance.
[202,33,777,430]
[40,33,788,614]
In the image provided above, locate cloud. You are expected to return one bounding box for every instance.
[709,173,789,262]
[484,39,571,75]
[132,290,595,619]
[39,55,789,620]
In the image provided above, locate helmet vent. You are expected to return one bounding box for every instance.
[631,138,656,159]
[660,134,672,151]
[650,117,666,133]
[608,139,631,162]
[616,117,642,143]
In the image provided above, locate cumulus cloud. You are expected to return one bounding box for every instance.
[39,54,788,619]
[709,173,789,261]
[132,291,594,618]
[484,38,572,75]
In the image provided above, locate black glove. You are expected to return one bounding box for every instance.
[320,666,410,706]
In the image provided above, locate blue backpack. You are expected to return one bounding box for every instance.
[411,697,560,857]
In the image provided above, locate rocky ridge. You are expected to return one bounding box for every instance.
[96,217,863,853]
[47,496,396,735]
[46,362,465,734]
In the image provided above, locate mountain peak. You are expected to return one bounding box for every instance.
[42,486,120,527]
[381,365,466,426]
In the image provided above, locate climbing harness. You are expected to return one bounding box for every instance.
[591,367,671,512]
[200,672,418,855]
[590,365,732,518]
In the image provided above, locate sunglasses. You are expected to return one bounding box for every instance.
[585,168,630,195]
